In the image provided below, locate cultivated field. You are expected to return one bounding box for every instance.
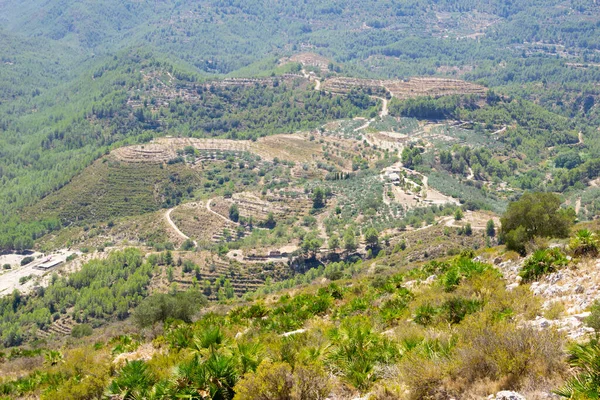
[321,76,486,99]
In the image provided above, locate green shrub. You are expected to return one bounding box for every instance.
[182,260,195,273]
[454,208,464,221]
[440,297,482,324]
[585,300,600,332]
[501,192,574,255]
[379,291,413,324]
[463,223,472,236]
[133,290,207,328]
[180,239,195,251]
[71,324,93,338]
[414,298,482,326]
[106,360,156,399]
[569,229,599,258]
[519,248,568,283]
[393,240,406,253]
[486,219,496,237]
[440,255,493,292]
[414,304,437,326]
[229,204,240,222]
[555,339,600,399]
[325,270,343,281]
[20,256,34,266]
[503,225,528,255]
[327,317,397,390]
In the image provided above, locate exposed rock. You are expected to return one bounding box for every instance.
[113,343,157,366]
[281,328,307,337]
[496,391,526,400]
[573,312,591,321]
[403,280,417,288]
[548,272,563,284]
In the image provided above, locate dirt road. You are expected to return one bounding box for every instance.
[373,96,388,117]
[206,199,239,225]
[165,207,193,242]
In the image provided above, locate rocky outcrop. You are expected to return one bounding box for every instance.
[489,255,600,340]
[493,391,526,400]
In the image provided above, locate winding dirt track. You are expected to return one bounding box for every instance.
[374,96,388,117]
[206,199,238,225]
[315,79,321,90]
[352,96,389,133]
[302,68,322,91]
[165,207,195,244]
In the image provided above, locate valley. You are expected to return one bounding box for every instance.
[2,0,600,399]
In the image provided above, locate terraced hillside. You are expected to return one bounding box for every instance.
[169,202,243,245]
[150,250,291,301]
[116,135,347,167]
[321,76,487,99]
[25,156,203,225]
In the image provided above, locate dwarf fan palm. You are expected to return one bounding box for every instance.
[106,360,156,400]
[555,340,600,399]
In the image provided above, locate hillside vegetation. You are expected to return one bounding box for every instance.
[3,1,600,399]
[5,221,600,398]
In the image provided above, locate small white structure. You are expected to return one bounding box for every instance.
[387,172,401,183]
[34,259,63,271]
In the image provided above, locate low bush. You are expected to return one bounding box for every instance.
[20,256,34,266]
[544,301,565,320]
[569,229,599,258]
[180,239,195,251]
[414,297,482,326]
[327,316,398,390]
[133,290,207,328]
[453,322,566,391]
[585,300,600,332]
[71,324,93,338]
[555,339,600,399]
[234,361,330,400]
[519,248,568,283]
[440,255,494,292]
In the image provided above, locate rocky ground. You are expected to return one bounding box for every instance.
[486,253,599,340]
